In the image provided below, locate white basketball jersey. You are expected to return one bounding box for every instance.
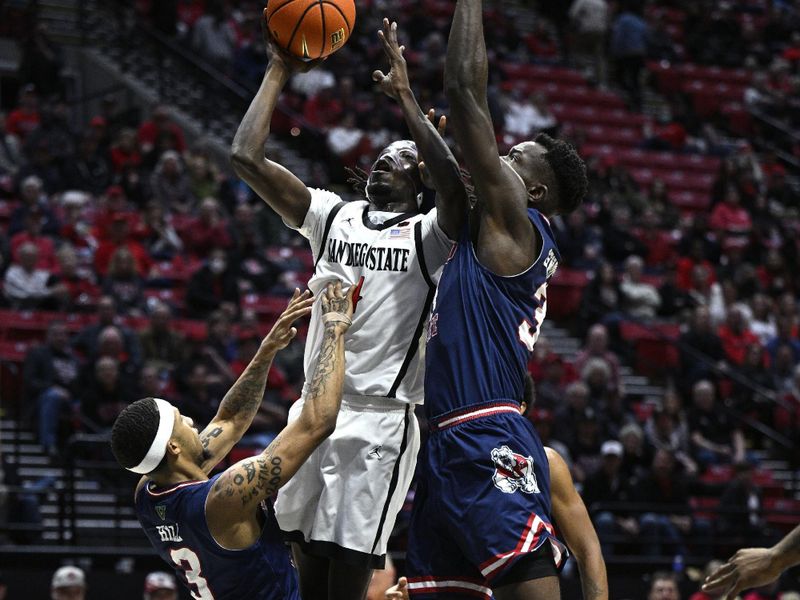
[291,188,453,405]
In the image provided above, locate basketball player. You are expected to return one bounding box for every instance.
[110,283,353,599]
[702,524,800,600]
[386,444,607,600]
[230,13,462,600]
[400,0,588,596]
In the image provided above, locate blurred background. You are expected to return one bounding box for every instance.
[0,0,799,598]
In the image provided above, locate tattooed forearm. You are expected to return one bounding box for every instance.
[216,349,274,421]
[306,324,339,401]
[213,439,285,507]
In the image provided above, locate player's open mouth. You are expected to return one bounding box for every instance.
[371,158,393,173]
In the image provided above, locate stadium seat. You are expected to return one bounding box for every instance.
[546,269,589,320]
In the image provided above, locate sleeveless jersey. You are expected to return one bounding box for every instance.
[291,188,453,404]
[424,209,561,418]
[135,476,300,600]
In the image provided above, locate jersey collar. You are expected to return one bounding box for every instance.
[361,207,417,231]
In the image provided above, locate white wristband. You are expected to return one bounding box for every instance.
[322,312,352,327]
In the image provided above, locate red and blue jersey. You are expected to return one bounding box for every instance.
[424,208,561,419]
[136,475,300,600]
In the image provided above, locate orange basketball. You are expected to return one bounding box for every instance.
[266,0,356,60]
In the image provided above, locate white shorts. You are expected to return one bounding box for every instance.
[274,394,420,569]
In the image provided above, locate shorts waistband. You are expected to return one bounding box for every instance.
[429,401,521,431]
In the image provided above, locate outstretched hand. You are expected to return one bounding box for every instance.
[262,8,325,74]
[372,18,410,100]
[702,547,783,600]
[262,289,315,352]
[320,280,357,333]
[385,576,409,600]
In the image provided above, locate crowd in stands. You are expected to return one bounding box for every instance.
[1,0,799,595]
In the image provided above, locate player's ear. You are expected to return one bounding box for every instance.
[166,440,181,458]
[528,183,547,202]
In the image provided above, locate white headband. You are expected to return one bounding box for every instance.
[128,398,175,474]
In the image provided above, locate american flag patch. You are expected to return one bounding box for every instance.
[389,228,411,239]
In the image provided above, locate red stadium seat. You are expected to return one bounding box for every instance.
[547,269,589,320]
[619,321,681,377]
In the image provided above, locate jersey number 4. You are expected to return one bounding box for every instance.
[517,283,547,352]
[170,547,215,599]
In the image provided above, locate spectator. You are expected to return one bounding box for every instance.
[645,403,697,476]
[326,112,367,170]
[688,380,745,468]
[610,5,649,109]
[648,571,681,600]
[719,306,761,366]
[137,364,166,401]
[10,207,58,271]
[533,354,573,411]
[634,449,693,558]
[710,186,753,248]
[583,440,637,557]
[138,201,184,260]
[176,361,220,424]
[181,197,233,258]
[3,242,65,309]
[6,85,41,140]
[554,381,591,449]
[688,560,724,600]
[619,422,650,481]
[53,244,98,310]
[64,133,111,195]
[191,1,236,67]
[579,261,622,329]
[186,151,220,201]
[143,571,177,600]
[138,300,186,372]
[80,356,132,428]
[185,248,240,318]
[600,205,647,264]
[93,213,153,277]
[503,91,558,138]
[749,294,777,345]
[95,185,134,241]
[138,106,186,156]
[717,462,765,544]
[574,324,623,395]
[766,316,800,366]
[620,255,661,319]
[102,247,146,315]
[23,322,79,454]
[109,128,143,173]
[150,150,193,213]
[0,112,22,177]
[570,407,603,482]
[634,208,678,269]
[57,192,97,253]
[303,85,343,130]
[680,306,727,387]
[73,295,142,364]
[8,175,59,237]
[556,208,602,270]
[50,566,86,600]
[568,0,609,84]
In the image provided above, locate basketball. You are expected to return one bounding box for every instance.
[266,0,356,60]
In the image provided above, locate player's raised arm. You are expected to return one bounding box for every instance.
[206,282,354,536]
[444,0,534,262]
[197,289,315,474]
[230,10,321,228]
[372,18,467,238]
[546,447,609,600]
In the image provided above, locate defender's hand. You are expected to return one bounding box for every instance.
[372,18,410,101]
[385,576,410,600]
[263,9,325,73]
[702,547,782,600]
[262,289,314,353]
[320,280,356,334]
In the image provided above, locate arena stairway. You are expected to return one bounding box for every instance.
[1,418,148,547]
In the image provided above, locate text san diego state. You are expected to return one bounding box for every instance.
[326,239,410,272]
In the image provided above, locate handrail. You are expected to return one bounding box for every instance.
[621,317,797,452]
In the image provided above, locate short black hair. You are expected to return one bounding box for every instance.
[110,398,166,473]
[534,133,588,215]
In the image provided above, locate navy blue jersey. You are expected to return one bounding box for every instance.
[135,475,300,600]
[424,209,561,418]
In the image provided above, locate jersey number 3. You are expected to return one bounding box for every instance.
[517,283,547,352]
[170,547,214,599]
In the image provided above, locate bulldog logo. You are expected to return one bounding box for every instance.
[491,445,540,494]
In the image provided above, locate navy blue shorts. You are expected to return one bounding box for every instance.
[406,403,567,599]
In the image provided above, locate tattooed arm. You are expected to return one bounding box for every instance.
[206,281,354,549]
[546,447,609,600]
[197,289,315,474]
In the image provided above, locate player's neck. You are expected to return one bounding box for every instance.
[152,463,208,488]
